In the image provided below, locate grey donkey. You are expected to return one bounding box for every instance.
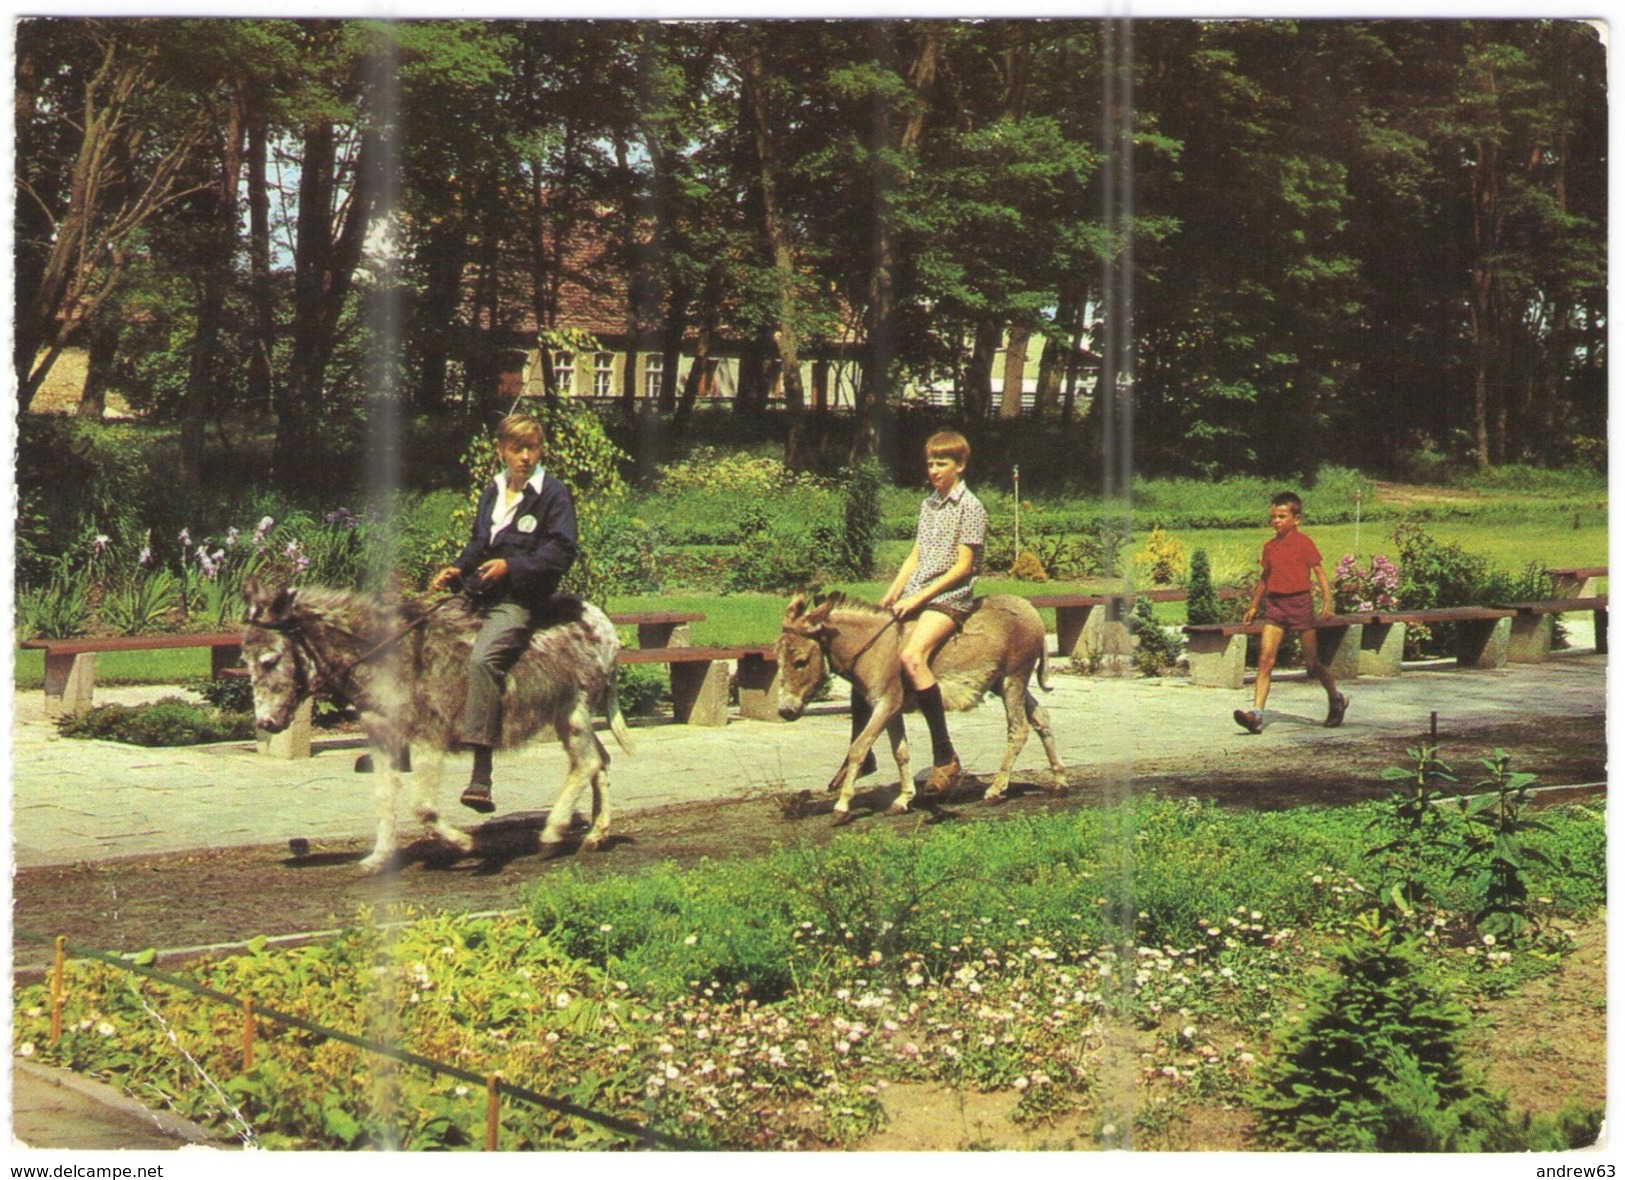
[241,576,633,873]
[775,591,1066,821]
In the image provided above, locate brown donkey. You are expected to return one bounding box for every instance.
[775,591,1066,820]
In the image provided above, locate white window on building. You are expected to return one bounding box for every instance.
[594,352,615,398]
[643,353,664,400]
[552,352,574,395]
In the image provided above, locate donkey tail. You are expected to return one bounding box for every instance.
[1037,645,1054,692]
[604,669,636,755]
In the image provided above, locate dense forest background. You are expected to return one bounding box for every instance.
[14,18,1607,494]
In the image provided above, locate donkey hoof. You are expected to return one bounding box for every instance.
[538,840,568,861]
[580,834,608,853]
[826,774,848,795]
[832,809,857,828]
[358,852,392,875]
[983,790,1008,805]
[885,802,910,817]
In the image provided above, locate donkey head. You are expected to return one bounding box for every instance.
[240,574,308,732]
[775,592,836,720]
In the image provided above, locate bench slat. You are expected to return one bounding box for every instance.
[1496,597,1608,615]
[618,645,775,666]
[20,631,244,655]
[1369,607,1514,625]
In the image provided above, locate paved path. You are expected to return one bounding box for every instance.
[11,648,1608,869]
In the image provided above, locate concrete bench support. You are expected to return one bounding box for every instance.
[735,654,783,722]
[670,660,731,727]
[256,697,313,759]
[1507,614,1555,664]
[1316,624,1363,683]
[1456,617,1511,669]
[1359,622,1406,677]
[1187,632,1248,689]
[43,652,98,718]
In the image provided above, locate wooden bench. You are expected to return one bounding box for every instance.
[21,632,246,719]
[1181,615,1367,689]
[1546,566,1607,599]
[1496,596,1608,662]
[610,610,704,650]
[1032,587,1243,660]
[618,644,778,726]
[1362,606,1516,673]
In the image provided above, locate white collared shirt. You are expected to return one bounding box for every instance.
[488,466,546,539]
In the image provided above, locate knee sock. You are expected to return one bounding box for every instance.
[469,744,493,784]
[916,683,956,766]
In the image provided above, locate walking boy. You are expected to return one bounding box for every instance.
[431,411,577,811]
[1233,491,1349,734]
[872,429,989,793]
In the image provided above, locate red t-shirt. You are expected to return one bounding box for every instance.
[1260,529,1322,595]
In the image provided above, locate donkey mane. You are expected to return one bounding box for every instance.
[813,590,890,620]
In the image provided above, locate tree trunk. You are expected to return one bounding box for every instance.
[75,313,120,420]
[999,323,1030,418]
[179,96,245,494]
[276,117,384,485]
[964,320,1000,420]
[858,21,942,460]
[245,93,274,414]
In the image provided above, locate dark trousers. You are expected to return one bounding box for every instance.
[456,600,533,748]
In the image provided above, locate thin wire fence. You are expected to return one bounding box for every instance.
[17,929,696,1151]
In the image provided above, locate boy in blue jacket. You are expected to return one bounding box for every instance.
[431,412,577,812]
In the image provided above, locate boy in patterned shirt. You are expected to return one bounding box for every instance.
[870,430,989,794]
[1233,491,1348,734]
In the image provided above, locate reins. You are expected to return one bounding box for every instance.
[255,591,466,692]
[790,605,900,678]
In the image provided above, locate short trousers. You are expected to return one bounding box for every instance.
[1262,590,1315,631]
[920,601,973,626]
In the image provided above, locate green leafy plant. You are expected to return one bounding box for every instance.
[16,561,91,639]
[1453,750,1554,941]
[96,569,182,635]
[185,674,255,714]
[615,664,669,717]
[1367,744,1458,925]
[1077,518,1132,578]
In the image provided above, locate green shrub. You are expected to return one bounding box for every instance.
[1250,911,1510,1151]
[836,458,884,579]
[185,673,255,714]
[1130,596,1181,676]
[615,664,669,716]
[56,697,255,746]
[588,515,671,598]
[724,508,834,593]
[1186,550,1220,625]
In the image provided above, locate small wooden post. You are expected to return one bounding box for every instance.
[242,998,255,1071]
[485,1072,502,1151]
[49,936,67,1043]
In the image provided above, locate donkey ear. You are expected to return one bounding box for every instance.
[783,591,808,624]
[803,597,836,628]
[244,578,297,628]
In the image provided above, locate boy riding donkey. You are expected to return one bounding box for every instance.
[431,411,578,812]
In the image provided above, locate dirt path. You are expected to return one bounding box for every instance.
[12,714,1604,976]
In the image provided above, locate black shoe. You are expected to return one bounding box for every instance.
[1233,709,1263,735]
[460,781,495,814]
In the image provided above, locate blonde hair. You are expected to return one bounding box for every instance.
[497,412,544,447]
[925,430,970,465]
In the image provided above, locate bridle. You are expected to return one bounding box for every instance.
[785,608,900,679]
[252,592,465,696]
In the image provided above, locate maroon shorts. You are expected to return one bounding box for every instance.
[1262,591,1315,630]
